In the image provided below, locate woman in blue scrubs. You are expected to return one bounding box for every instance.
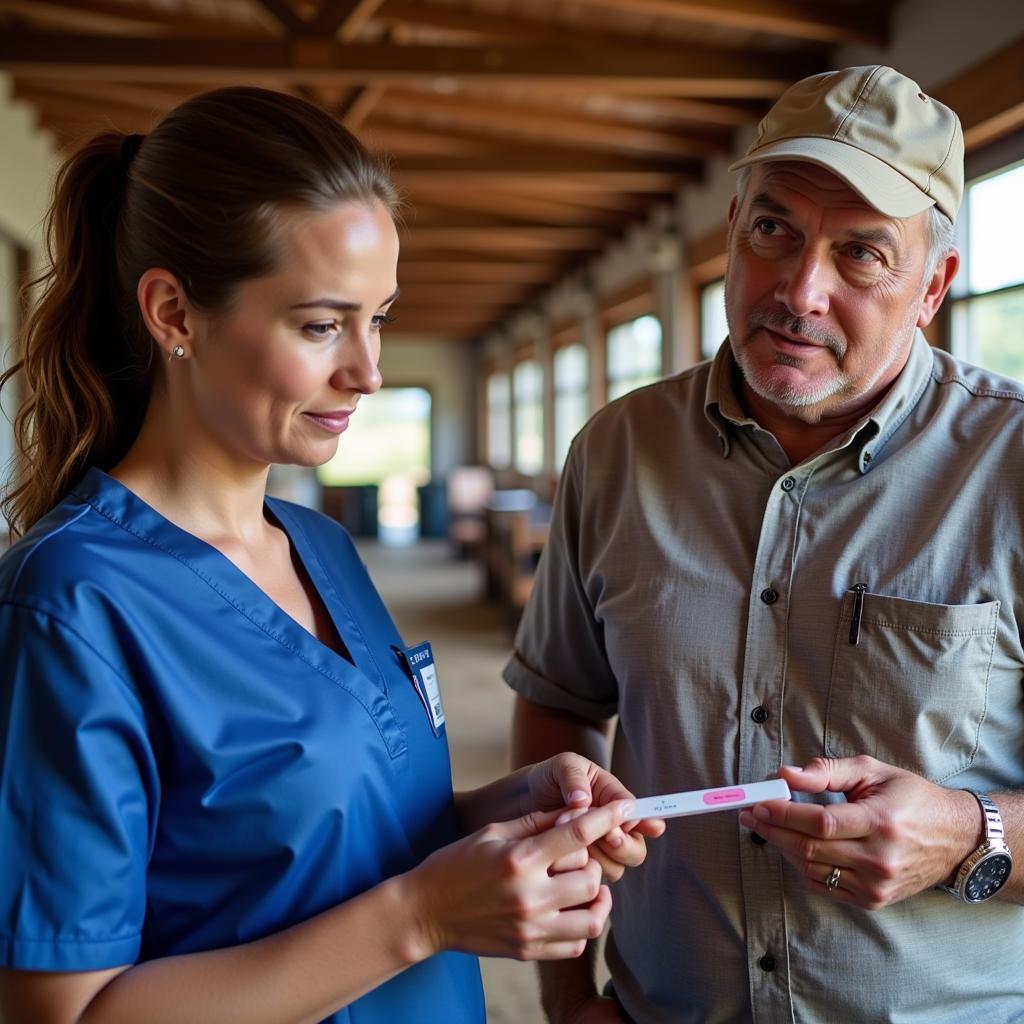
[0,88,662,1023]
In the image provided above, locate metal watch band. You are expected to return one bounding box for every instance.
[971,791,1006,846]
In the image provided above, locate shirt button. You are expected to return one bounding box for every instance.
[751,705,770,724]
[760,587,778,604]
[759,954,776,972]
[781,476,796,492]
[750,830,768,846]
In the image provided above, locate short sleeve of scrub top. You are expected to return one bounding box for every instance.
[0,469,484,1024]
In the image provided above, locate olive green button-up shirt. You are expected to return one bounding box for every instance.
[504,332,1024,1023]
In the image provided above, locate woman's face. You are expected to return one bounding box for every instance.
[187,200,399,470]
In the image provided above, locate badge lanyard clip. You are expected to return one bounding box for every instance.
[391,641,446,738]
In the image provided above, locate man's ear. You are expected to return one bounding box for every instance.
[727,194,739,225]
[917,248,960,329]
[137,269,197,360]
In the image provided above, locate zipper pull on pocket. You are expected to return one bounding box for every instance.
[848,582,868,645]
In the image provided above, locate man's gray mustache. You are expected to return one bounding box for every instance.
[748,312,846,357]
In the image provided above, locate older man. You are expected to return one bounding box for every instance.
[507,65,1024,1023]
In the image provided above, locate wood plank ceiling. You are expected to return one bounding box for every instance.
[0,0,894,341]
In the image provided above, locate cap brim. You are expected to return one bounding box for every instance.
[728,137,934,219]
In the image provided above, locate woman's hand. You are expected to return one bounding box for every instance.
[403,800,634,961]
[526,753,665,880]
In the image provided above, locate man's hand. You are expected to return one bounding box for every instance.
[737,756,980,910]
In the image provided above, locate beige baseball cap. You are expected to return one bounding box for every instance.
[729,65,964,221]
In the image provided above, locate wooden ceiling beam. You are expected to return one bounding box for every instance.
[254,0,304,34]
[365,124,499,157]
[370,113,717,162]
[934,36,1024,151]
[397,262,559,284]
[14,85,155,133]
[408,191,639,225]
[373,91,732,159]
[0,30,820,96]
[313,0,386,40]
[0,0,273,38]
[335,82,383,128]
[398,226,607,252]
[375,1,567,44]
[577,0,887,47]
[395,285,536,303]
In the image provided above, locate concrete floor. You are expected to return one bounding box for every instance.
[358,538,550,1023]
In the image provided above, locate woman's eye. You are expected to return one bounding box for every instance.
[372,312,397,330]
[304,321,339,339]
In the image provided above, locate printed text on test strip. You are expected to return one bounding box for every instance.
[630,779,791,820]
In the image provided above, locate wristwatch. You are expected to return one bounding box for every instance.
[942,792,1013,904]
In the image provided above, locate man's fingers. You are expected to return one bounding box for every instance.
[780,756,887,795]
[745,797,874,840]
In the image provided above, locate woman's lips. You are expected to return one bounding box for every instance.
[302,410,352,434]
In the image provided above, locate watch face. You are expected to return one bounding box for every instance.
[965,853,1013,903]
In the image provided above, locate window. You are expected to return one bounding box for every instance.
[700,278,729,359]
[486,371,511,469]
[317,387,431,487]
[317,387,432,544]
[513,359,544,475]
[553,343,589,469]
[606,314,662,401]
[950,160,1024,380]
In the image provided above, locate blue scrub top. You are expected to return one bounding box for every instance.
[0,468,484,1024]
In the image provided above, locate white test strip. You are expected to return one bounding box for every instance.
[631,778,791,820]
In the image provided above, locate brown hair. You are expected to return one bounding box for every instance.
[0,86,399,538]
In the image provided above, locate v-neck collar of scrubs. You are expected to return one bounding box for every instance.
[70,467,390,696]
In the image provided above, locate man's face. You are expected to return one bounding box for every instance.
[725,161,936,425]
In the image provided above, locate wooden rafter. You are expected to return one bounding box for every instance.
[375,89,732,159]
[254,0,304,33]
[934,36,1024,151]
[312,0,385,39]
[577,0,887,47]
[335,83,383,128]
[0,31,821,96]
[0,0,273,38]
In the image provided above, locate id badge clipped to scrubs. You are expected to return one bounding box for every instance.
[392,641,446,737]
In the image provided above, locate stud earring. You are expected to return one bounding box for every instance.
[169,344,186,362]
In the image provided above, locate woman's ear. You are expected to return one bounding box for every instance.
[137,268,196,361]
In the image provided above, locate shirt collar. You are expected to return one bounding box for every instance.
[704,330,935,471]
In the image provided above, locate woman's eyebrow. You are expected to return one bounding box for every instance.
[290,287,400,311]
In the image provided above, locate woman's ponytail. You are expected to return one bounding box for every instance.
[1,132,152,538]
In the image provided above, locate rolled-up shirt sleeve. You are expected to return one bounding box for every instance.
[502,444,619,723]
[0,602,158,970]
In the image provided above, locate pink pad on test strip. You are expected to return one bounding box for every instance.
[631,778,791,820]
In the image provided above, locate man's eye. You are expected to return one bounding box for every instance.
[754,219,782,237]
[848,245,877,263]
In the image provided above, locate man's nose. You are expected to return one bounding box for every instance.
[774,249,831,318]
